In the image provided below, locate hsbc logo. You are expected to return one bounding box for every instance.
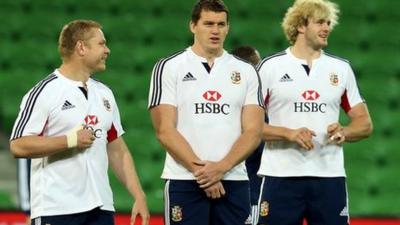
[295,90,326,113]
[302,90,320,101]
[203,91,221,102]
[84,115,98,125]
[83,115,103,138]
[195,90,230,115]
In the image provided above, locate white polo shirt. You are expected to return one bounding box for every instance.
[148,47,264,180]
[258,48,364,177]
[10,69,124,218]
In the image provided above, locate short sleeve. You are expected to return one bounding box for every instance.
[245,67,264,108]
[10,87,50,140]
[257,60,273,106]
[341,64,364,113]
[107,92,125,142]
[148,58,177,108]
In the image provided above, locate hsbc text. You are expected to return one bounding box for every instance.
[294,102,327,113]
[194,103,230,115]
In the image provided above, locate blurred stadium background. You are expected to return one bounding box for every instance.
[0,0,399,224]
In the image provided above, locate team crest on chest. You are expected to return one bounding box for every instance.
[231,71,241,84]
[103,98,111,111]
[330,73,339,86]
[259,201,269,216]
[171,205,183,222]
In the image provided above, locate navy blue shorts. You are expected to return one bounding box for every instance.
[245,143,263,206]
[31,207,114,225]
[165,180,251,225]
[257,176,349,225]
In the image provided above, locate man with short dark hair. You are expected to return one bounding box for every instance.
[148,1,264,224]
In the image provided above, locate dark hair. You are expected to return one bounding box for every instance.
[191,0,229,24]
[231,46,261,66]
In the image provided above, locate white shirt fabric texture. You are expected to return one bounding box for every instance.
[257,48,364,177]
[10,69,124,218]
[148,47,264,180]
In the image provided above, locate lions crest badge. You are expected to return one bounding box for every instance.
[231,71,241,84]
[330,73,339,86]
[171,206,183,222]
[103,98,111,111]
[259,201,269,216]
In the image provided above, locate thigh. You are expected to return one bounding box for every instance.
[210,181,251,225]
[306,177,349,225]
[257,176,305,225]
[165,180,209,225]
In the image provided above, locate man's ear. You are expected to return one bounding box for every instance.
[297,24,306,34]
[76,40,86,56]
[189,21,196,34]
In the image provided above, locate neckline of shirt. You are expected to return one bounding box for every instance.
[187,47,228,64]
[285,47,324,65]
[54,69,91,87]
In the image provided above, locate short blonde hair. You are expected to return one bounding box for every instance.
[58,19,102,59]
[282,0,339,45]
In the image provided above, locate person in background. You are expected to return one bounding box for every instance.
[17,158,31,225]
[231,45,262,225]
[10,19,149,225]
[257,0,373,224]
[148,0,264,224]
[231,45,261,66]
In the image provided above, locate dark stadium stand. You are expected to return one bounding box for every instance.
[0,0,398,220]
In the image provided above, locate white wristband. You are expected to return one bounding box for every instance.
[66,125,83,148]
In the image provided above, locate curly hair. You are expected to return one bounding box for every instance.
[282,0,339,45]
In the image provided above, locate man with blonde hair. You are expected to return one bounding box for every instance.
[257,0,373,224]
[10,19,149,225]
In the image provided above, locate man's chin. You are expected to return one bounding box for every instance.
[92,65,106,73]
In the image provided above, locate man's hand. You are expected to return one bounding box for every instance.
[76,128,95,150]
[287,127,316,150]
[194,161,228,188]
[130,197,150,225]
[327,123,346,144]
[204,181,226,199]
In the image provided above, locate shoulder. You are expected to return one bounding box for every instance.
[323,52,350,65]
[257,50,287,69]
[154,49,187,68]
[230,54,256,70]
[90,78,114,96]
[20,72,59,108]
[29,72,59,94]
[228,54,260,82]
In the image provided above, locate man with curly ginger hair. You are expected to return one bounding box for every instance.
[256,0,373,224]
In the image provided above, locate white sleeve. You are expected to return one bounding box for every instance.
[257,60,273,105]
[245,67,264,107]
[342,63,364,112]
[107,91,125,142]
[10,87,50,140]
[148,58,177,108]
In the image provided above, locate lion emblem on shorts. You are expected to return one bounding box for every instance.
[171,205,183,222]
[259,201,269,216]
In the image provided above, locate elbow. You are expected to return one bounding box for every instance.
[154,127,172,146]
[246,126,263,148]
[365,121,374,138]
[10,140,26,158]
